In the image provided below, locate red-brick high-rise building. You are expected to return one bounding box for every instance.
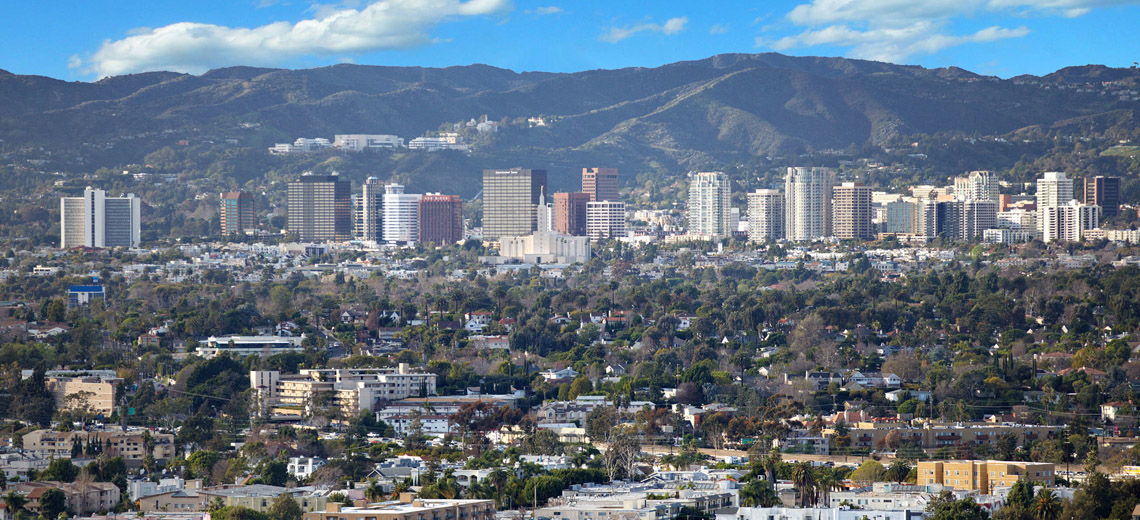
[418,194,463,245]
[553,192,589,236]
[582,167,618,202]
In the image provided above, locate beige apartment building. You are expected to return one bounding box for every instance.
[253,365,438,419]
[15,480,121,515]
[304,497,495,520]
[22,428,177,461]
[917,460,1055,492]
[831,422,1061,452]
[138,484,328,513]
[26,369,123,415]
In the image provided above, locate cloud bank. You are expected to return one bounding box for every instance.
[77,0,509,77]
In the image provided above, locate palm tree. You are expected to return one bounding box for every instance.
[815,468,845,507]
[739,479,780,507]
[791,462,818,507]
[4,491,26,516]
[885,460,911,483]
[1034,489,1061,520]
[364,479,384,502]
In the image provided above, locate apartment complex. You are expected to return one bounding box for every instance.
[417,194,463,245]
[1084,176,1121,218]
[747,189,784,242]
[833,422,1061,452]
[917,460,1055,491]
[1041,200,1099,243]
[252,365,438,419]
[553,192,590,236]
[22,428,177,461]
[381,184,421,245]
[355,177,384,242]
[954,170,999,202]
[288,174,352,242]
[60,187,141,248]
[581,167,619,202]
[21,369,122,415]
[304,498,495,520]
[139,484,328,514]
[481,168,547,241]
[198,335,306,358]
[14,480,121,516]
[687,171,732,237]
[832,182,873,240]
[219,192,255,235]
[785,167,834,241]
[586,200,627,241]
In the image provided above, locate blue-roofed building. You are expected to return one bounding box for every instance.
[68,285,105,307]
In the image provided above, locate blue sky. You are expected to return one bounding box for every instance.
[4,0,1140,81]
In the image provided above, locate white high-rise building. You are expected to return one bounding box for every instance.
[687,172,732,238]
[586,201,627,241]
[1041,200,1099,243]
[382,184,421,245]
[747,189,785,242]
[355,177,384,242]
[60,187,141,248]
[954,171,999,202]
[784,167,834,241]
[1036,171,1075,208]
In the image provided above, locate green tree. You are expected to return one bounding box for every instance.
[739,479,781,507]
[1033,489,1060,520]
[849,460,885,486]
[41,459,78,483]
[791,462,817,507]
[884,460,911,483]
[39,489,67,520]
[926,492,990,520]
[266,495,303,520]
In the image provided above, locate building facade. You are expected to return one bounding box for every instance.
[831,182,873,240]
[1084,176,1121,218]
[219,192,255,235]
[288,174,352,242]
[481,168,547,241]
[687,171,732,238]
[917,460,1055,491]
[60,187,141,248]
[581,167,619,202]
[1036,171,1075,208]
[954,170,999,202]
[381,184,421,245]
[785,167,834,241]
[747,189,785,242]
[304,498,495,520]
[1041,200,1099,242]
[417,194,463,245]
[586,201,627,241]
[355,177,384,242]
[553,192,590,236]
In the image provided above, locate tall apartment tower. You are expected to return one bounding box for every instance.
[831,182,873,240]
[954,171,999,202]
[960,200,998,241]
[482,168,547,241]
[418,194,464,245]
[586,201,627,241]
[1036,171,1075,208]
[687,172,732,238]
[582,167,619,202]
[60,187,141,248]
[553,192,590,236]
[382,184,422,245]
[220,192,255,236]
[784,167,834,241]
[1041,200,1099,242]
[355,177,384,242]
[288,173,351,242]
[1084,176,1121,218]
[747,189,785,242]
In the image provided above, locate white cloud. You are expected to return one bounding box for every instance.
[78,0,510,78]
[526,6,562,15]
[67,55,82,70]
[771,21,1028,62]
[600,16,688,43]
[986,0,1140,17]
[709,24,729,34]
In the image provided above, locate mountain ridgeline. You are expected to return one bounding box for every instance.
[2,53,1139,165]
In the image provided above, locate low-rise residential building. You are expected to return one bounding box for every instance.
[252,364,438,419]
[200,335,306,358]
[917,460,1055,492]
[829,422,1062,452]
[722,506,921,520]
[21,369,122,416]
[538,481,737,520]
[13,480,121,516]
[303,497,494,520]
[139,485,328,514]
[22,428,177,461]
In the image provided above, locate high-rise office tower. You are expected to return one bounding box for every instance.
[582,167,619,202]
[747,189,784,242]
[1041,200,1099,242]
[886,200,917,235]
[586,201,627,241]
[687,172,732,238]
[831,182,873,240]
[418,194,464,245]
[220,192,255,236]
[553,192,590,236]
[288,173,351,242]
[355,177,384,242]
[60,187,141,248]
[382,184,421,245]
[784,167,834,241]
[960,200,998,241]
[954,171,999,202]
[482,168,547,241]
[1084,176,1121,218]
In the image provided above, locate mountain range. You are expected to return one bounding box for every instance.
[2,53,1139,165]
